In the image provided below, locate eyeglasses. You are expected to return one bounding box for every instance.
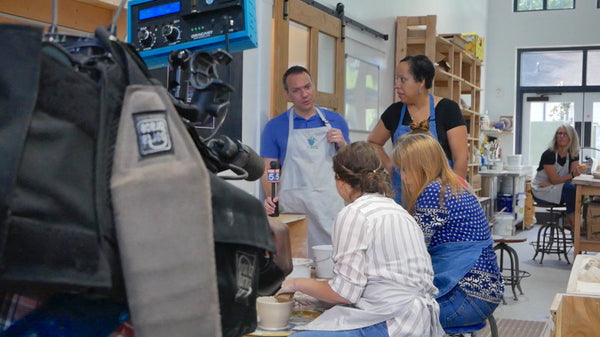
[556,132,569,137]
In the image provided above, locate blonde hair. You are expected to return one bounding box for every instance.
[392,133,463,213]
[549,124,580,156]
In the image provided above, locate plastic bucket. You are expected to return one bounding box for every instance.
[287,258,312,279]
[497,194,513,212]
[312,245,334,279]
[493,212,514,236]
[506,155,522,167]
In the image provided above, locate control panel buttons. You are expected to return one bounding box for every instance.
[161,25,181,43]
[137,28,156,49]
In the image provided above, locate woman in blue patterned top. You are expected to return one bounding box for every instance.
[392,133,503,331]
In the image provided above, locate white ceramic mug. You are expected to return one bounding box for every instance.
[256,296,293,330]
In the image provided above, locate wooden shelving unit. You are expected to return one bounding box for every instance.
[0,0,127,40]
[395,15,483,193]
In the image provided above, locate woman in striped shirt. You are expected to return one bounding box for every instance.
[276,141,443,337]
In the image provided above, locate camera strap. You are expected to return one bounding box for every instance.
[0,25,41,228]
[110,42,221,336]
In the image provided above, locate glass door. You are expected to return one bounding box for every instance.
[523,92,600,170]
[581,92,600,167]
[522,93,581,170]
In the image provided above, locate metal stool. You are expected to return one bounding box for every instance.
[444,314,498,337]
[530,203,572,264]
[493,235,530,303]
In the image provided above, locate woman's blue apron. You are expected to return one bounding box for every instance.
[392,93,453,204]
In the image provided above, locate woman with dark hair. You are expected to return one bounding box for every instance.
[367,54,468,204]
[531,124,586,228]
[276,141,443,337]
[393,133,503,333]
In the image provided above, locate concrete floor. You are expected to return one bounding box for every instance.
[492,222,596,336]
[493,224,572,322]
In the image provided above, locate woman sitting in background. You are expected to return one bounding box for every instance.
[531,124,585,228]
[393,133,503,332]
[277,141,443,337]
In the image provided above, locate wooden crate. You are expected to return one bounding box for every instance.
[554,294,600,337]
[585,202,600,239]
[440,34,467,50]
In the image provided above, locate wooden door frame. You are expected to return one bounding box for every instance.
[271,0,345,118]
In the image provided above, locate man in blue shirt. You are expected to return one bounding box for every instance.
[261,66,350,252]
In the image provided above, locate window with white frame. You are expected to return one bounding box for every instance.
[344,55,380,131]
[514,0,574,11]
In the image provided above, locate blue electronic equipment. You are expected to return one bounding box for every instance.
[127,0,257,68]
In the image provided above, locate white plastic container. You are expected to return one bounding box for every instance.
[286,258,312,279]
[490,159,503,171]
[493,212,514,236]
[515,193,526,223]
[506,155,522,167]
[500,175,526,195]
[312,245,334,279]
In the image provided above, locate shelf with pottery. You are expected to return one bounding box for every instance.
[481,114,514,135]
[482,128,513,134]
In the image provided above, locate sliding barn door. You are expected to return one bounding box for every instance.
[271,0,345,117]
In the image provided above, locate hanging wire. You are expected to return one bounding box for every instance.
[108,0,128,37]
[46,0,58,39]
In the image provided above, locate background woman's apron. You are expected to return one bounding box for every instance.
[278,107,344,254]
[392,94,451,204]
[532,152,569,204]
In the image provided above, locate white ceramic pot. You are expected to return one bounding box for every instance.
[256,296,293,330]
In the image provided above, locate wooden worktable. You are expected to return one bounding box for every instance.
[273,213,308,258]
[550,254,600,337]
[572,175,600,254]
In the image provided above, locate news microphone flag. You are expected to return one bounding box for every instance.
[267,161,280,217]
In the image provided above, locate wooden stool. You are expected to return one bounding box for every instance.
[493,235,530,303]
[530,203,572,264]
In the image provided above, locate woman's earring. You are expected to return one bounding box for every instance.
[418,88,422,94]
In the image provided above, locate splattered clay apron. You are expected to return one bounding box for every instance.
[278,107,345,253]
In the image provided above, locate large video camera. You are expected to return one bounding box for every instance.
[167,48,265,181]
[165,48,289,337]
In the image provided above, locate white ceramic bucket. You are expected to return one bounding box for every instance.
[506,155,522,167]
[312,245,334,279]
[493,212,514,236]
[286,258,312,279]
[491,159,503,171]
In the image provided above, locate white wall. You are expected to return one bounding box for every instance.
[485,1,600,155]
[235,0,488,196]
